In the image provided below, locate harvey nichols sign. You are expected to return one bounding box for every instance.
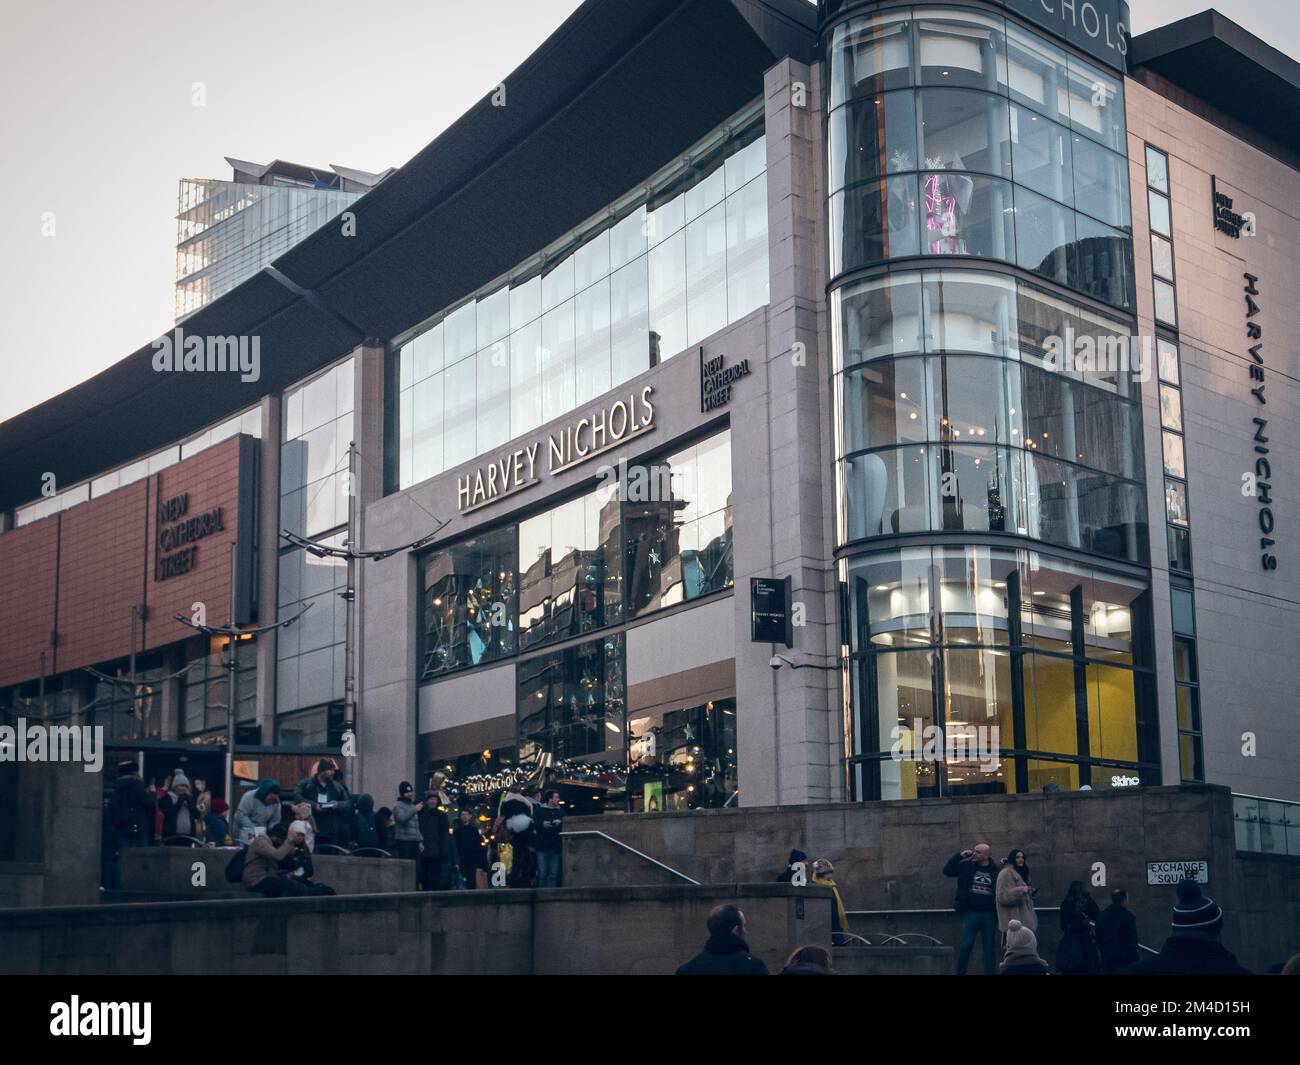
[458,386,655,513]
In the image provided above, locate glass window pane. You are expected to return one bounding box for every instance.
[1070,214,1134,310]
[574,230,609,292]
[1168,524,1193,573]
[1015,183,1075,286]
[845,548,932,651]
[684,166,726,223]
[1010,104,1072,206]
[647,191,684,248]
[1154,279,1177,326]
[840,447,931,540]
[830,93,917,193]
[575,277,612,405]
[1174,637,1197,682]
[931,355,1010,445]
[1072,136,1129,227]
[725,135,766,194]
[476,287,510,349]
[1165,478,1189,526]
[920,172,1015,260]
[648,229,688,363]
[1151,233,1174,281]
[917,88,1010,178]
[1176,684,1200,732]
[943,648,1013,780]
[838,356,929,453]
[444,302,477,364]
[923,269,1017,357]
[1085,664,1139,763]
[300,370,337,435]
[1005,22,1069,120]
[541,300,576,423]
[412,373,444,484]
[421,526,518,678]
[1066,57,1123,153]
[916,11,1006,90]
[610,208,648,270]
[863,650,938,799]
[830,177,920,275]
[1148,190,1171,236]
[1023,652,1078,756]
[829,9,914,109]
[610,256,650,385]
[542,254,575,312]
[1145,145,1168,193]
[1171,587,1196,635]
[411,323,442,383]
[686,202,728,344]
[510,275,542,328]
[1156,338,1180,385]
[476,345,511,453]
[510,319,543,438]
[835,272,925,365]
[1162,430,1185,478]
[726,173,769,323]
[1159,383,1183,432]
[936,444,1016,534]
[443,355,477,468]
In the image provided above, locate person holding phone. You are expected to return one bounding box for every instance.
[292,759,350,847]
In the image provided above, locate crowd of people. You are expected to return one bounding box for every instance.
[942,838,1255,975]
[102,758,569,897]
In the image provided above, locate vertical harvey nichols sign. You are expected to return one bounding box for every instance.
[1243,273,1278,571]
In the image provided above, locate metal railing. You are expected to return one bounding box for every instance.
[1233,793,1300,856]
[560,830,700,884]
[846,907,1160,955]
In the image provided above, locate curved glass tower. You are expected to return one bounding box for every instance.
[824,1,1159,800]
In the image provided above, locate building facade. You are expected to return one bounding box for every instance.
[1,0,1296,830]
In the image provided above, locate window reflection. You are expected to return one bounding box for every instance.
[628,697,737,811]
[420,527,517,679]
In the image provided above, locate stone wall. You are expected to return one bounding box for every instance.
[0,883,833,976]
[566,784,1300,972]
[120,847,415,897]
[0,758,100,908]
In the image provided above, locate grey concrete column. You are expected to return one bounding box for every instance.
[351,343,387,794]
[732,59,841,808]
[255,393,282,745]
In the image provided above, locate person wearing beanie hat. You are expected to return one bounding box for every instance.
[202,795,232,847]
[999,919,1050,975]
[1128,877,1252,974]
[158,768,199,844]
[291,759,351,848]
[393,781,425,869]
[811,859,849,941]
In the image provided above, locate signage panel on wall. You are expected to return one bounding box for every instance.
[1146,859,1209,885]
[1001,0,1131,72]
[750,576,793,647]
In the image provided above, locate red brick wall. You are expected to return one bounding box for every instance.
[146,437,247,649]
[0,435,251,688]
[0,520,59,687]
[55,479,149,673]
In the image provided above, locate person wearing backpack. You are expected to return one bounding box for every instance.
[353,793,381,849]
[108,760,155,889]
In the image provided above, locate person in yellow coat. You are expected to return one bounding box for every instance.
[812,858,849,943]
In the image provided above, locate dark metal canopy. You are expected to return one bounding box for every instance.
[1130,9,1300,160]
[0,0,815,512]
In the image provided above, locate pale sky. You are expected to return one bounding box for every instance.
[1,0,1296,422]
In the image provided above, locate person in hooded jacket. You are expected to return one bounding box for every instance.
[996,847,1037,939]
[999,919,1051,975]
[675,904,769,975]
[353,793,381,849]
[1127,879,1251,975]
[1056,881,1103,974]
[203,797,232,846]
[775,848,808,883]
[107,760,156,889]
[234,780,283,844]
[417,787,456,890]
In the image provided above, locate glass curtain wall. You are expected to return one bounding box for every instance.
[396,127,767,489]
[827,5,1154,800]
[277,358,354,719]
[827,6,1133,310]
[419,429,733,682]
[843,544,1156,799]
